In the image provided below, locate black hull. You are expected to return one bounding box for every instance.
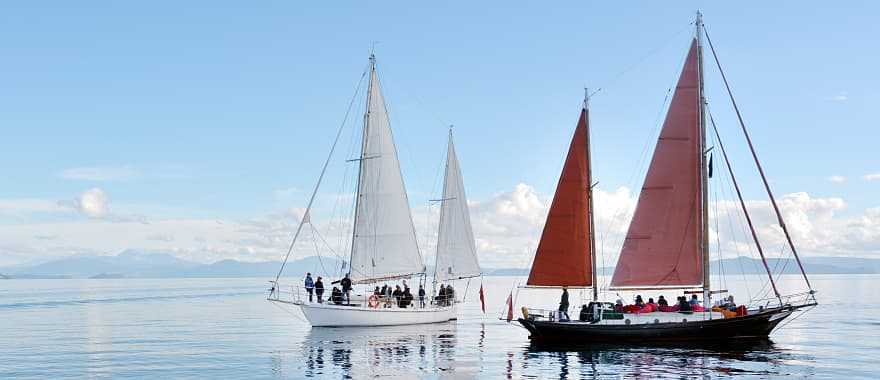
[518,305,808,344]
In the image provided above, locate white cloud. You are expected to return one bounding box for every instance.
[0,185,879,269]
[827,92,848,102]
[72,188,109,218]
[58,166,139,181]
[863,173,880,181]
[827,175,847,183]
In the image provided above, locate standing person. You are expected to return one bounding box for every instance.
[392,285,403,307]
[558,287,570,321]
[418,285,426,308]
[340,274,352,304]
[304,273,315,302]
[314,276,324,304]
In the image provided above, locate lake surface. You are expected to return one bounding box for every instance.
[1,274,876,379]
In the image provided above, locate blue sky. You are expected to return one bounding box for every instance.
[0,2,877,266]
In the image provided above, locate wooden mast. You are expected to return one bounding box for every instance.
[696,11,711,306]
[585,88,598,301]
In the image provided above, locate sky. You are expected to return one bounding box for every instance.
[0,2,878,269]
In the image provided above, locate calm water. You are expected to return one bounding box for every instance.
[0,275,876,379]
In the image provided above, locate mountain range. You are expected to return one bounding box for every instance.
[1,250,879,279]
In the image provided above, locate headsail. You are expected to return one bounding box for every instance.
[527,108,593,287]
[434,130,481,282]
[349,62,424,283]
[611,39,704,289]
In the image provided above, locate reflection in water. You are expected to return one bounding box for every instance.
[523,339,803,379]
[299,323,458,378]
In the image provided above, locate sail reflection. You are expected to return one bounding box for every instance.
[300,323,457,378]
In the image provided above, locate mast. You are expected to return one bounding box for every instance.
[348,54,376,276]
[433,126,453,285]
[585,88,598,301]
[696,11,711,306]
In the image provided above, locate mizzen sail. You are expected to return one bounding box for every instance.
[349,65,424,283]
[434,130,481,282]
[611,39,704,288]
[527,109,593,287]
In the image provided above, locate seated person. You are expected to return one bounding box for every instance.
[635,295,645,308]
[614,299,624,312]
[579,305,590,321]
[677,296,692,312]
[657,295,668,307]
[330,286,343,305]
[689,294,701,307]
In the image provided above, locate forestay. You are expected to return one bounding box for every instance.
[434,131,481,282]
[349,67,424,283]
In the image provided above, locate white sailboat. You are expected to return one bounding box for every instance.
[268,55,480,327]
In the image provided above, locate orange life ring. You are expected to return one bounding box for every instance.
[368,295,380,308]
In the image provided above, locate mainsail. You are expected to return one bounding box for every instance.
[611,39,704,288]
[349,62,424,283]
[434,130,481,282]
[527,108,593,287]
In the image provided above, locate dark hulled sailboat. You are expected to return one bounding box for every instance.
[515,13,817,343]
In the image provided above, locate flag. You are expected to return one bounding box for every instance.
[479,284,486,313]
[505,292,514,322]
[708,152,714,178]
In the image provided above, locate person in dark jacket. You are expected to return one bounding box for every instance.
[315,276,324,303]
[330,286,343,305]
[392,285,403,307]
[340,274,352,304]
[418,285,426,308]
[304,273,315,302]
[635,295,645,308]
[678,296,692,311]
[401,286,413,308]
[657,295,668,307]
[558,287,570,321]
[374,286,381,296]
[579,304,590,321]
[437,285,447,306]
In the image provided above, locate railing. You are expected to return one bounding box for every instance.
[268,281,448,309]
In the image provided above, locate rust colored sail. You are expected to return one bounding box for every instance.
[527,109,592,287]
[611,39,704,288]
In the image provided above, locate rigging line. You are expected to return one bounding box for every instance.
[589,22,693,98]
[307,224,328,275]
[716,161,753,301]
[704,26,812,292]
[274,65,369,283]
[709,110,782,304]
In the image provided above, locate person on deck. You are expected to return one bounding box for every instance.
[402,286,413,308]
[304,273,315,303]
[614,299,624,312]
[558,287,570,321]
[437,284,447,306]
[446,285,455,305]
[657,295,668,307]
[330,286,343,305]
[340,274,352,304]
[635,295,645,308]
[315,276,324,304]
[678,296,692,312]
[418,285,426,308]
[689,294,701,307]
[374,286,381,296]
[392,285,403,307]
[579,304,590,322]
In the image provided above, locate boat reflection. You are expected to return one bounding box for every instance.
[520,339,792,379]
[300,322,458,378]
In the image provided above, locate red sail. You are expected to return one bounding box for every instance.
[527,109,592,287]
[611,39,704,288]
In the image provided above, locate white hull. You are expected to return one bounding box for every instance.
[296,302,456,327]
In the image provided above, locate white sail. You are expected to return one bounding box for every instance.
[434,131,481,282]
[349,65,424,283]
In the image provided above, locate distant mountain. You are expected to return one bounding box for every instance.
[1,252,343,279]
[2,253,878,279]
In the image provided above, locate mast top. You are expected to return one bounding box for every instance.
[583,87,590,110]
